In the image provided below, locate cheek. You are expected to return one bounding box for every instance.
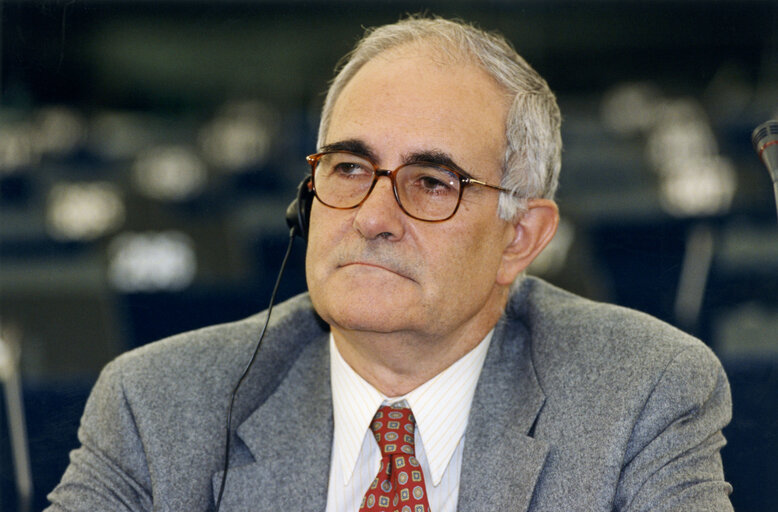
[305,205,339,282]
[424,218,506,294]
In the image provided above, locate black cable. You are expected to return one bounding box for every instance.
[214,227,297,511]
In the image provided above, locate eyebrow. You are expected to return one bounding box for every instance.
[403,149,473,179]
[319,139,378,162]
[320,139,474,179]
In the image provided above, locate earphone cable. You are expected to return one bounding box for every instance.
[214,227,297,511]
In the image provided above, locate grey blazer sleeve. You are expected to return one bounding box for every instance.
[45,358,154,511]
[614,343,733,511]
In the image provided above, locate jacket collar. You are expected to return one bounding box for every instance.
[457,303,549,512]
[212,334,333,510]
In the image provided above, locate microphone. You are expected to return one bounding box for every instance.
[752,120,778,220]
[0,331,33,512]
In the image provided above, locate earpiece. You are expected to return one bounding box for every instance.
[285,176,314,240]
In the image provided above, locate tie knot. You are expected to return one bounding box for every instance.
[370,405,416,457]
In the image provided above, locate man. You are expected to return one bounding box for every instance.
[47,16,733,511]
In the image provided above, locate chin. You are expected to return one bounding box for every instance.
[310,284,420,334]
[321,304,408,334]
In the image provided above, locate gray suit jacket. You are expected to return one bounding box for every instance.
[46,277,733,511]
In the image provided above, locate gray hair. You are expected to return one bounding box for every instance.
[317,15,562,220]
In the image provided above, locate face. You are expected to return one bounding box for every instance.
[306,44,517,345]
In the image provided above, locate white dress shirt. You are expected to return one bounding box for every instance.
[325,331,493,512]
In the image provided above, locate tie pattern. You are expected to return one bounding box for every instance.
[360,405,431,512]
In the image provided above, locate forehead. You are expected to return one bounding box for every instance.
[326,43,510,177]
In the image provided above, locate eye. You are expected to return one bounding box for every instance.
[419,175,451,191]
[408,166,458,195]
[320,152,373,179]
[332,161,371,177]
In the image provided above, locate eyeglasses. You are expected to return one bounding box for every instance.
[306,150,513,222]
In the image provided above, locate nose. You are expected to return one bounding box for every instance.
[352,174,406,241]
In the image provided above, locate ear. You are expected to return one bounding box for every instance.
[496,199,560,286]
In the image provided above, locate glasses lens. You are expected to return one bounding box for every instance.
[396,164,461,221]
[313,152,375,208]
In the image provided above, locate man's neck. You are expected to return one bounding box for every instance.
[330,315,500,397]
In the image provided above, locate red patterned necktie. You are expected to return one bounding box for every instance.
[359,404,432,512]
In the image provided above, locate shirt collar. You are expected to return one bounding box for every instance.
[330,330,493,486]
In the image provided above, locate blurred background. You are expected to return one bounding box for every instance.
[0,0,776,510]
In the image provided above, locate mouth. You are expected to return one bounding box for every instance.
[338,261,416,281]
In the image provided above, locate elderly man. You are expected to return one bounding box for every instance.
[47,16,733,511]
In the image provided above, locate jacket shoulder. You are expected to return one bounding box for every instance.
[103,292,324,405]
[507,277,720,392]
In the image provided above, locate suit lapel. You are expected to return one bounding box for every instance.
[213,335,333,511]
[457,316,549,512]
